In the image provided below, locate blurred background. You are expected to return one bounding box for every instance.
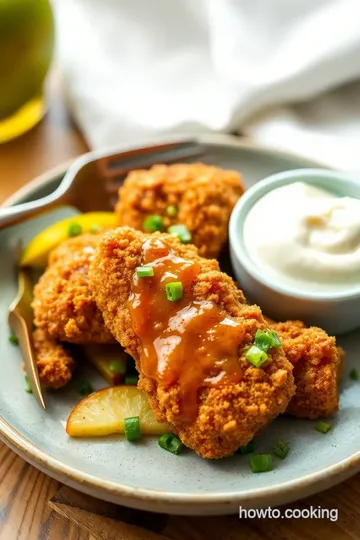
[2,0,360,188]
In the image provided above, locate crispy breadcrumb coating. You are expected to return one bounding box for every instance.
[89,227,295,459]
[270,320,344,419]
[33,329,75,389]
[115,163,244,259]
[32,234,114,344]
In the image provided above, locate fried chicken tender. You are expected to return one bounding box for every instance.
[33,329,75,389]
[89,227,295,459]
[32,234,114,344]
[115,163,244,259]
[270,321,344,419]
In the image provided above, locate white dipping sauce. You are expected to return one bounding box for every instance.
[243,182,360,292]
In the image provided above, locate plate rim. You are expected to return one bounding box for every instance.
[1,132,358,513]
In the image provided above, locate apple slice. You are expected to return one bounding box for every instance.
[82,344,129,385]
[66,385,170,437]
[20,211,117,268]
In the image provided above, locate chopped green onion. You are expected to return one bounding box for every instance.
[77,379,93,396]
[109,359,127,374]
[168,224,192,244]
[349,368,359,381]
[124,416,141,441]
[249,454,273,473]
[158,433,183,455]
[245,345,268,368]
[165,281,183,302]
[24,375,32,394]
[136,266,154,278]
[68,222,83,237]
[254,329,272,352]
[125,374,139,385]
[246,330,280,369]
[89,224,101,234]
[273,439,289,459]
[143,215,164,232]
[316,421,331,434]
[237,439,254,455]
[268,330,281,348]
[9,333,19,345]
[166,204,178,217]
[254,329,281,353]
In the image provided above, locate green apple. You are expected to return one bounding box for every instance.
[0,0,54,118]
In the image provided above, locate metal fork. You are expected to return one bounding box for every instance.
[5,139,205,405]
[0,139,205,229]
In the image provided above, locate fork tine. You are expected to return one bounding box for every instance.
[98,140,206,184]
[9,270,46,409]
[16,315,46,409]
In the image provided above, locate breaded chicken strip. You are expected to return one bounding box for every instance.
[32,234,114,344]
[32,329,75,389]
[89,227,295,459]
[270,321,344,419]
[115,163,244,259]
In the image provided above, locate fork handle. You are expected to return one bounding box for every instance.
[0,190,67,229]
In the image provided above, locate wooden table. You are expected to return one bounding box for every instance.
[0,75,360,540]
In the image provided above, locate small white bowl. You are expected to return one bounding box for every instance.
[229,168,360,335]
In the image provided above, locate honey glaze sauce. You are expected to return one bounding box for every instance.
[128,237,245,421]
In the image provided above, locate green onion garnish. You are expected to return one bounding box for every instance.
[249,454,273,473]
[268,330,281,348]
[237,439,254,455]
[124,416,141,441]
[89,224,101,234]
[136,266,154,278]
[143,215,164,232]
[158,433,183,455]
[125,374,139,385]
[109,359,127,374]
[9,333,19,345]
[168,224,192,244]
[166,204,178,217]
[254,330,273,351]
[349,368,359,381]
[68,222,83,237]
[24,375,32,394]
[254,329,281,353]
[273,439,289,459]
[245,345,268,368]
[316,421,331,434]
[77,379,93,396]
[165,281,183,302]
[246,329,280,368]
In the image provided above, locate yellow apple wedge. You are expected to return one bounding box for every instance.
[66,386,170,437]
[82,344,129,385]
[20,211,116,268]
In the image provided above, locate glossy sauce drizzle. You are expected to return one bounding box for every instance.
[128,238,245,421]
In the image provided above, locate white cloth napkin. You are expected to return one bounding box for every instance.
[52,0,360,171]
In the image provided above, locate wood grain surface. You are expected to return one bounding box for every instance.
[0,72,87,202]
[0,70,360,540]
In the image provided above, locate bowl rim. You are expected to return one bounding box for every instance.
[2,134,360,513]
[229,167,360,302]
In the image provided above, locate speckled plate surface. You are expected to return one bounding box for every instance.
[0,134,359,515]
